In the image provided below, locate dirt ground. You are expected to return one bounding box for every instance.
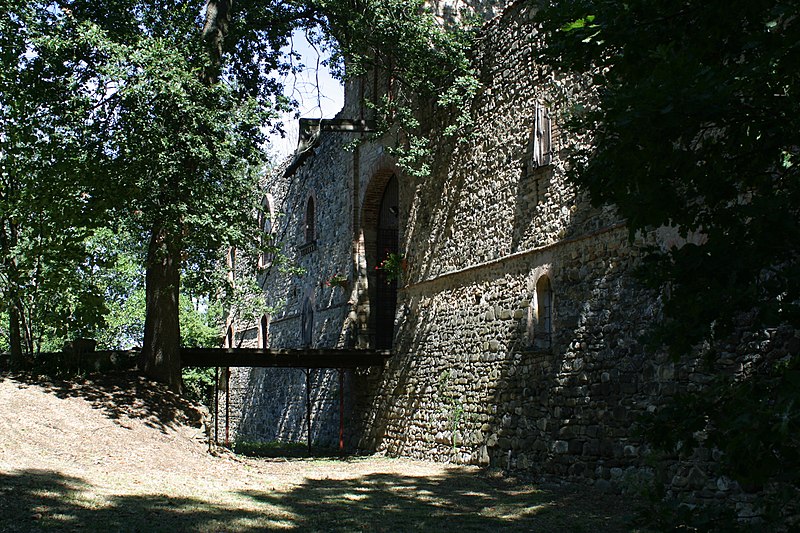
[0,371,643,532]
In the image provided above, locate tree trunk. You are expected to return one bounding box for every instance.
[8,306,23,369]
[2,217,24,367]
[201,0,233,84]
[138,1,232,393]
[141,225,183,392]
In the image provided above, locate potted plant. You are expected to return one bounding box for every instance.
[376,252,406,283]
[325,273,349,289]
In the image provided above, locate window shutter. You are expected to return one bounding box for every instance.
[533,104,552,168]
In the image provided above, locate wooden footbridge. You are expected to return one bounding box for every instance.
[180,347,392,452]
[181,347,392,369]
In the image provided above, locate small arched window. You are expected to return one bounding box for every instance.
[536,275,553,346]
[301,296,314,347]
[259,314,269,349]
[305,196,315,244]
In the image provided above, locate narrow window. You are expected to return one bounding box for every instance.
[305,196,315,243]
[532,104,552,168]
[259,314,269,349]
[536,275,553,346]
[301,296,314,347]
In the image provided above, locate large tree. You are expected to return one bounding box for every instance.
[1,5,114,363]
[536,0,799,521]
[3,2,475,389]
[1,3,278,383]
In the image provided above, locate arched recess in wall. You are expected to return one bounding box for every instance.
[535,274,553,349]
[300,290,315,348]
[361,172,399,349]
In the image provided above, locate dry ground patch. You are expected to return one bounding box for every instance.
[0,372,641,532]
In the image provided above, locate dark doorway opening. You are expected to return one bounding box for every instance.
[260,314,269,349]
[373,175,398,349]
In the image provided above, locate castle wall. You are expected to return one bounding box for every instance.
[343,2,660,474]
[225,366,353,449]
[224,126,362,448]
[219,1,786,511]
[225,0,661,468]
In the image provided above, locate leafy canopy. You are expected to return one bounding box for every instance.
[1,5,118,353]
[2,1,479,360]
[537,0,799,348]
[536,0,799,520]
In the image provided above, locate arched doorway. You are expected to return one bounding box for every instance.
[373,175,399,349]
[259,314,269,349]
[301,294,314,348]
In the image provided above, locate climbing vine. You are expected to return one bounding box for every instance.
[438,370,467,453]
[312,0,482,177]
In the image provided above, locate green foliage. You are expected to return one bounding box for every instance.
[181,366,216,407]
[324,273,348,288]
[88,26,269,284]
[310,0,481,177]
[1,4,116,356]
[1,2,267,359]
[180,295,221,349]
[537,0,800,522]
[437,370,466,452]
[376,252,406,284]
[79,228,224,351]
[86,229,146,349]
[0,310,8,353]
[2,0,481,384]
[537,0,800,348]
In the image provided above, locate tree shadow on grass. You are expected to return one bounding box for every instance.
[0,469,271,533]
[237,467,640,532]
[1,371,204,435]
[0,466,640,532]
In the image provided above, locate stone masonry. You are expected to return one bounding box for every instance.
[220,0,794,511]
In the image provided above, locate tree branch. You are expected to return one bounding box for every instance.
[201,0,233,85]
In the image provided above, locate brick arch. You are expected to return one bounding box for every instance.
[358,168,401,349]
[361,168,397,238]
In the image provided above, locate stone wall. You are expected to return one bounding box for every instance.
[222,366,354,449]
[224,124,364,447]
[224,0,659,465]
[219,0,790,512]
[336,1,662,476]
[353,223,659,474]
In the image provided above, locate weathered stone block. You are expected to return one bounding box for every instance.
[553,440,569,454]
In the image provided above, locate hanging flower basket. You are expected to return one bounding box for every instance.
[325,273,349,288]
[376,252,406,283]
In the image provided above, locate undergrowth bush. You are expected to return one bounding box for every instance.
[182,367,215,407]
